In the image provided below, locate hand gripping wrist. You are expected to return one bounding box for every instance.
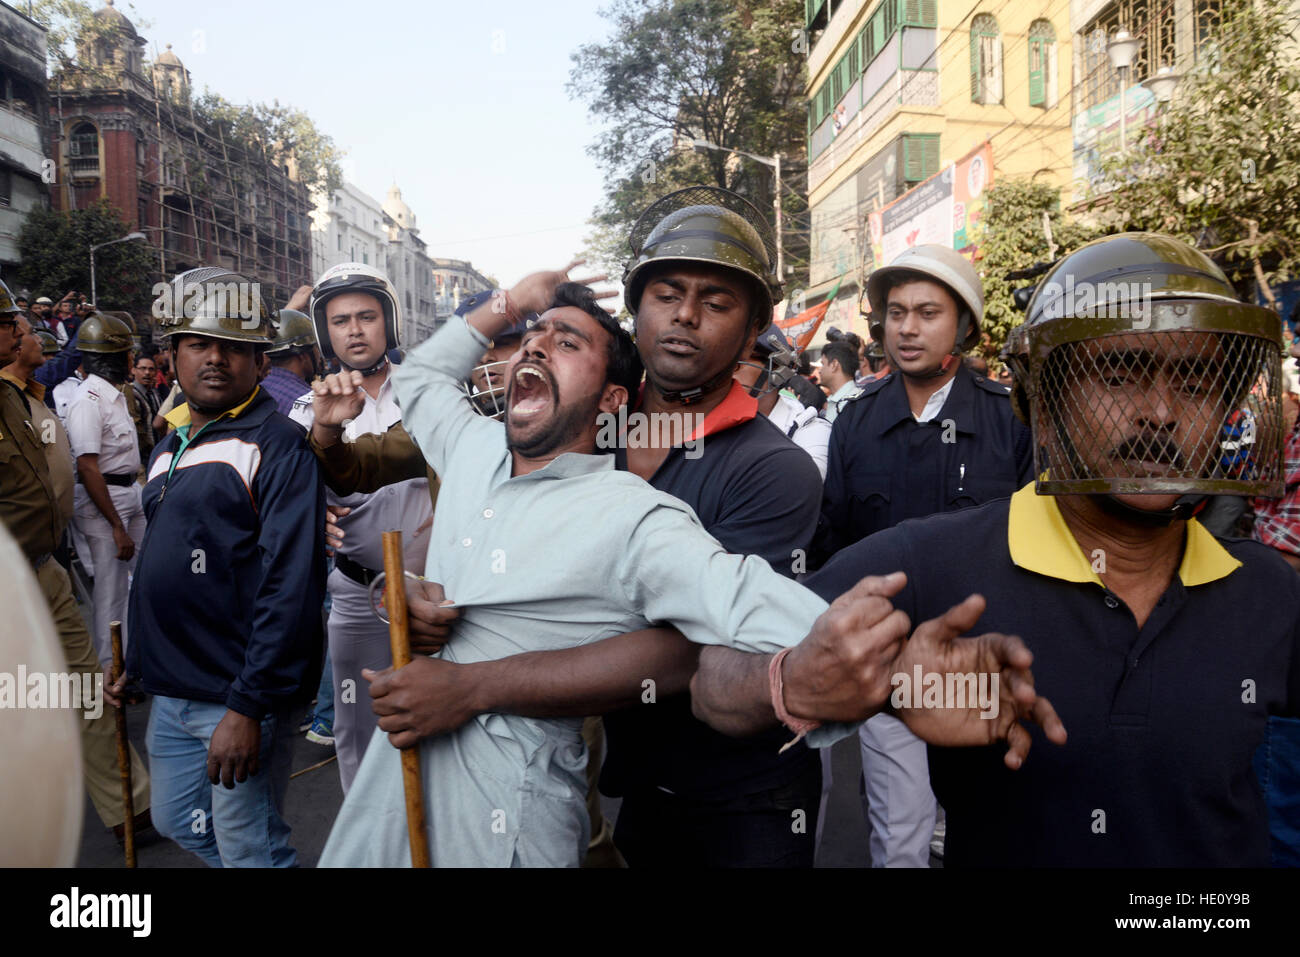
[769,647,821,754]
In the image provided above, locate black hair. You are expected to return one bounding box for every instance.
[84,351,130,384]
[134,351,157,366]
[548,282,643,398]
[821,340,859,379]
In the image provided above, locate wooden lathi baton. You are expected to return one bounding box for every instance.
[381,530,431,868]
[109,620,136,868]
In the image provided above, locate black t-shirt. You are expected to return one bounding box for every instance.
[805,492,1300,866]
[600,394,824,801]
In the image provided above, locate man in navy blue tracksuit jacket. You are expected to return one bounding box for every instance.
[117,270,325,867]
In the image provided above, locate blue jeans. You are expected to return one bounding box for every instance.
[146,696,297,867]
[312,645,335,728]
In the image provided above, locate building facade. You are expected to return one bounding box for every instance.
[803,0,1073,343]
[431,257,493,320]
[310,180,389,280]
[47,2,313,320]
[1070,0,1225,198]
[0,2,49,274]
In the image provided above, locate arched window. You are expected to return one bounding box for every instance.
[69,122,99,179]
[1028,20,1057,108]
[70,122,99,158]
[970,14,1002,105]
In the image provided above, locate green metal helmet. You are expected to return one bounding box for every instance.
[622,186,781,323]
[267,308,316,355]
[153,267,274,344]
[0,279,18,315]
[1001,232,1284,499]
[74,312,134,354]
[36,329,59,355]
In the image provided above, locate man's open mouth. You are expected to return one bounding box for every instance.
[510,364,553,418]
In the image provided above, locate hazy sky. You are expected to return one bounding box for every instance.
[118,0,619,290]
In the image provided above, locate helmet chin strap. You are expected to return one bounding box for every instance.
[1094,492,1209,527]
[340,354,389,378]
[653,338,749,406]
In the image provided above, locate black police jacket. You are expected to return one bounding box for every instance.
[812,364,1033,565]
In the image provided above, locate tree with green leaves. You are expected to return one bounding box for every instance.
[977,180,1105,361]
[29,0,150,78]
[14,199,156,312]
[192,93,343,196]
[1091,0,1300,305]
[570,0,809,287]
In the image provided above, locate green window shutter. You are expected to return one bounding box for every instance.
[970,30,981,100]
[903,134,939,181]
[902,0,935,26]
[885,0,898,38]
[849,40,860,76]
[1029,40,1045,106]
[922,135,939,176]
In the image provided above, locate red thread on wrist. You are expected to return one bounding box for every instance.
[769,646,821,753]
[499,289,522,324]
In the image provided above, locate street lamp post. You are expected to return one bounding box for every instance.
[691,139,784,280]
[1107,28,1142,153]
[90,231,147,306]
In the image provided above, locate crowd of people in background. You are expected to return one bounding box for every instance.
[3,186,1299,869]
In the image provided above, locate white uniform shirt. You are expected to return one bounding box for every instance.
[824,379,863,423]
[65,374,141,476]
[52,372,84,424]
[915,376,955,424]
[290,369,433,572]
[767,392,831,480]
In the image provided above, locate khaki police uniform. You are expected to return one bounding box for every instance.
[0,378,149,829]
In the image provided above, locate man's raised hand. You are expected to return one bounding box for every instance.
[891,594,1067,770]
[310,370,366,429]
[506,258,616,315]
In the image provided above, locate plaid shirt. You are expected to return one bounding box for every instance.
[260,365,309,418]
[1254,417,1300,556]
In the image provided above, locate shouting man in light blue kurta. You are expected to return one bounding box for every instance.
[318,262,1064,867]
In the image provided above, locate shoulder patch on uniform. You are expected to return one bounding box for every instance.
[971,375,1012,397]
[854,373,892,398]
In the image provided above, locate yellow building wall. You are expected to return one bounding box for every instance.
[807,1,1075,211]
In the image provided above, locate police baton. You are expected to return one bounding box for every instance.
[380,531,431,868]
[109,620,136,868]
